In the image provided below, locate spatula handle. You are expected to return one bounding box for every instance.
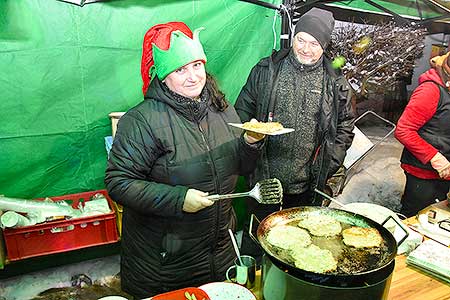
[207,192,250,201]
[313,188,346,208]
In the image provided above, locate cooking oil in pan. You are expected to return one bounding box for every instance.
[269,219,389,274]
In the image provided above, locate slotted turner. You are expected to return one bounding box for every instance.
[207,178,283,204]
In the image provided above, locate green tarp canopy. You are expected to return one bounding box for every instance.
[331,0,448,18]
[323,0,450,32]
[0,0,281,198]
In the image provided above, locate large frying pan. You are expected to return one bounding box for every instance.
[250,206,401,287]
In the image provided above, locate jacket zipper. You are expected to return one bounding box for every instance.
[197,121,220,278]
[197,123,220,193]
[312,79,335,200]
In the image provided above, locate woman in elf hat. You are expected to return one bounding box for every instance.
[395,51,450,217]
[105,22,265,298]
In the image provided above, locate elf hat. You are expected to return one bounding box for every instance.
[140,22,207,94]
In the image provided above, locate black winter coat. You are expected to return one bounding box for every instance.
[105,78,261,298]
[235,49,354,202]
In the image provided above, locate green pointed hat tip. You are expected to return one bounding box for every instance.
[152,28,207,81]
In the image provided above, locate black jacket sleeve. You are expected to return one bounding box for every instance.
[238,134,265,175]
[235,63,262,122]
[328,77,355,175]
[105,112,188,218]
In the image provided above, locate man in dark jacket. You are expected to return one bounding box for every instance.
[235,7,354,261]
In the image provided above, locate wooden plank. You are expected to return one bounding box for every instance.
[388,255,450,300]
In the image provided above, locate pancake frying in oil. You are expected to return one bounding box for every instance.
[342,226,383,248]
[290,244,338,273]
[297,214,342,237]
[266,225,312,250]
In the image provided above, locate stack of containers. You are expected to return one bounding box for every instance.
[108,112,125,236]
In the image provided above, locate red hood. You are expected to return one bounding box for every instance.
[418,68,444,86]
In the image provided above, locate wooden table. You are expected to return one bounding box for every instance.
[388,216,449,300]
[250,217,450,300]
[388,254,449,300]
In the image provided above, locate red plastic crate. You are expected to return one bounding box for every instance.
[2,190,119,261]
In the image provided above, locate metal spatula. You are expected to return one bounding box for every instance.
[313,188,347,208]
[207,178,283,204]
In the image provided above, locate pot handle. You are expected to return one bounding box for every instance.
[381,215,409,246]
[249,214,261,246]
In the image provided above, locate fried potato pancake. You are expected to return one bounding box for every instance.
[291,244,338,273]
[297,214,342,237]
[342,226,383,248]
[266,225,312,250]
[241,121,284,133]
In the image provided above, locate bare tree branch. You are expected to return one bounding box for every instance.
[328,22,427,97]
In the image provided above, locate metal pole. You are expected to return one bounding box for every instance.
[364,0,411,25]
[423,0,450,15]
[280,0,295,49]
[238,0,281,10]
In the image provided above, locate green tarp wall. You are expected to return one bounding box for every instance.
[0,0,281,199]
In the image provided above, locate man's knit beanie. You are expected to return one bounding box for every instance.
[294,7,335,49]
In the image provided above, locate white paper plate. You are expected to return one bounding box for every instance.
[199,282,256,300]
[228,123,295,136]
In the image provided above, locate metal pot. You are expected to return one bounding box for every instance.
[250,206,401,287]
[262,254,394,300]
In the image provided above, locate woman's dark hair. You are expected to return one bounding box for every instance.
[205,73,229,112]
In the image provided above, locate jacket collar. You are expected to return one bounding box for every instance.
[145,78,209,123]
[267,49,341,78]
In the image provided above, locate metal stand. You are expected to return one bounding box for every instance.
[328,110,396,196]
[346,110,396,172]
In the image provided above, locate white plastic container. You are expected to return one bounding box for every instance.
[108,112,125,137]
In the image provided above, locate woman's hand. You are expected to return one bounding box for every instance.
[439,164,450,179]
[244,119,266,144]
[183,189,214,213]
[430,152,450,179]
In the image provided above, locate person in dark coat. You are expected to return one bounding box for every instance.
[395,51,450,217]
[105,22,265,298]
[234,8,355,263]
